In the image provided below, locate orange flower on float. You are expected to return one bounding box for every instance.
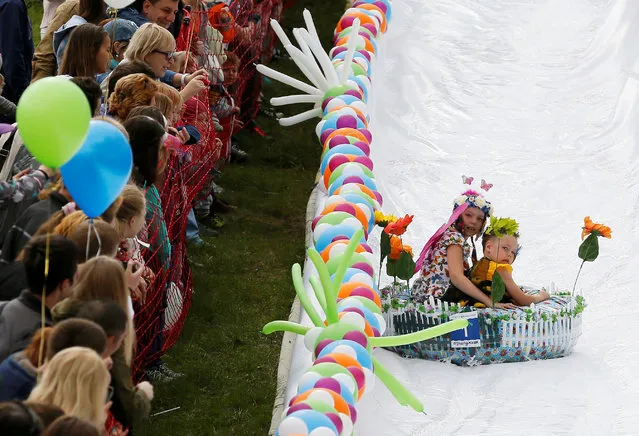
[581,216,612,240]
[384,214,414,236]
[389,235,403,260]
[402,243,414,258]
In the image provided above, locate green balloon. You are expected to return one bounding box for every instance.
[337,296,382,316]
[296,399,338,415]
[323,85,356,100]
[328,162,375,186]
[309,362,359,401]
[326,253,372,275]
[318,211,357,227]
[351,63,367,76]
[17,77,91,168]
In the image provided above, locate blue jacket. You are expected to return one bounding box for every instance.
[0,0,33,104]
[0,352,37,401]
[117,7,148,27]
[52,15,87,69]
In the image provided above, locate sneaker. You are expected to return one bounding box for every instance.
[157,362,184,379]
[201,213,225,229]
[230,145,249,163]
[146,369,173,384]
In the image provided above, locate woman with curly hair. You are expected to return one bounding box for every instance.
[108,73,159,121]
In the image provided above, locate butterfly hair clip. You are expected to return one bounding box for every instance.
[481,179,493,192]
[462,175,474,185]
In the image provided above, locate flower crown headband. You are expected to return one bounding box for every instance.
[485,216,522,257]
[453,189,494,217]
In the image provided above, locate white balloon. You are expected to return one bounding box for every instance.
[309,427,339,436]
[307,389,336,407]
[339,413,354,436]
[278,416,309,435]
[304,327,323,352]
[339,312,366,332]
[375,314,386,335]
[332,344,358,360]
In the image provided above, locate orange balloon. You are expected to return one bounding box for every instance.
[323,128,370,150]
[320,240,369,263]
[356,4,387,33]
[336,11,377,33]
[338,282,381,308]
[336,35,375,54]
[319,202,369,231]
[324,104,368,126]
[336,312,374,337]
[292,388,352,417]
[334,183,378,205]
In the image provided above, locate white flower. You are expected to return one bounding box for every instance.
[475,197,486,208]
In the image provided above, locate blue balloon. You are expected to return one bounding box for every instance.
[61,120,132,218]
[317,339,374,371]
[276,410,339,436]
[321,144,368,161]
[314,223,365,253]
[328,173,378,196]
[332,267,375,284]
[297,376,357,406]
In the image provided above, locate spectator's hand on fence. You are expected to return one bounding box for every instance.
[12,169,30,180]
[181,77,208,101]
[232,106,241,115]
[233,118,244,130]
[186,69,208,85]
[137,381,154,401]
[177,128,190,144]
[126,260,144,291]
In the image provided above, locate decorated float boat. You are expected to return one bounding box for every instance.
[381,285,585,366]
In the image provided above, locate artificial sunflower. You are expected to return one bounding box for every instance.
[384,214,414,236]
[581,216,612,240]
[375,210,397,228]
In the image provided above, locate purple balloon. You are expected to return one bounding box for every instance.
[342,307,366,318]
[320,128,336,145]
[343,175,365,185]
[326,412,343,434]
[315,339,334,357]
[352,141,371,155]
[353,156,374,171]
[343,330,368,348]
[349,404,358,423]
[352,262,374,276]
[287,402,311,415]
[311,215,321,230]
[337,115,358,129]
[374,190,383,206]
[358,128,373,143]
[344,89,364,99]
[315,377,342,393]
[328,154,351,171]
[327,135,350,148]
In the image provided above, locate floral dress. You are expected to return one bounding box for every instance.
[412,225,472,302]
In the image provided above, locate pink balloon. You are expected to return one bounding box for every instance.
[315,339,334,357]
[349,366,366,390]
[287,403,311,415]
[343,330,368,348]
[333,203,357,215]
[328,154,351,171]
[320,128,336,145]
[343,175,365,185]
[315,377,342,393]
[311,215,321,230]
[353,156,373,171]
[337,115,358,129]
[327,135,350,148]
[326,412,343,434]
[342,307,366,318]
[352,262,374,276]
[352,141,371,155]
[357,128,373,143]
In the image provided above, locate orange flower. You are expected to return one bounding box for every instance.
[582,216,612,240]
[403,243,414,258]
[389,235,403,260]
[384,214,414,236]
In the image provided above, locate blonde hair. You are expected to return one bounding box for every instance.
[28,347,110,428]
[153,94,173,119]
[124,23,175,63]
[72,256,135,365]
[108,73,159,121]
[68,220,121,262]
[114,184,146,237]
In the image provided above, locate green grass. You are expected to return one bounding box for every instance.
[133,1,345,435]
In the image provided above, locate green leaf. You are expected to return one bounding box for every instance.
[395,251,416,280]
[491,271,506,305]
[380,231,391,262]
[578,233,599,262]
[386,257,397,278]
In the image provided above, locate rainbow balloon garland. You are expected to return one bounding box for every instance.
[260,2,469,434]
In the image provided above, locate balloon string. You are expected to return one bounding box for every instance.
[95,220,102,256]
[86,218,93,261]
[38,232,51,367]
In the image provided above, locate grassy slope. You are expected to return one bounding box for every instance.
[134,1,344,434]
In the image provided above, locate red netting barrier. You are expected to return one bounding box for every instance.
[130,0,285,379]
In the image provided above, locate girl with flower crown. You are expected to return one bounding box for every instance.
[412,190,517,309]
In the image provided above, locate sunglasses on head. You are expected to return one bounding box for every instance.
[153,49,175,60]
